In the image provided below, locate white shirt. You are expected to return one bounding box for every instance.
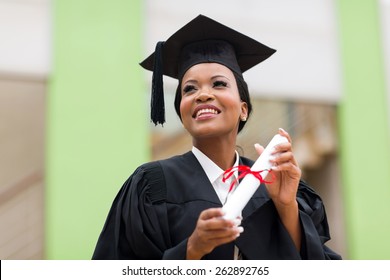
[191,146,239,204]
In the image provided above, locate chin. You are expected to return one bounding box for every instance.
[190,125,236,139]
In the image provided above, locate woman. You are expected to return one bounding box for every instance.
[92,15,341,260]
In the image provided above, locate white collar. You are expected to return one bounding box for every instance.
[191,146,240,184]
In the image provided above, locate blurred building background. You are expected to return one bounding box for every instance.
[0,0,389,259]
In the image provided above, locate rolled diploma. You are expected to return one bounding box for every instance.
[222,134,289,220]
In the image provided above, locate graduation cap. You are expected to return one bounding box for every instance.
[140,14,276,125]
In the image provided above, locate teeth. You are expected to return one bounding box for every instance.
[196,108,218,118]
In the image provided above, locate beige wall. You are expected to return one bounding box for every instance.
[0,76,45,259]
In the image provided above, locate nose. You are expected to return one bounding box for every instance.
[196,89,214,103]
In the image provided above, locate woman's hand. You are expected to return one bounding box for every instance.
[254,128,301,207]
[186,208,243,260]
[254,128,302,250]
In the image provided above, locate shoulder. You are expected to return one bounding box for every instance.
[158,151,196,168]
[120,161,166,204]
[123,152,195,202]
[131,151,193,179]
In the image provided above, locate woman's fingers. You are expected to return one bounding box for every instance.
[197,208,241,235]
[278,127,292,142]
[254,143,264,156]
[201,225,243,240]
[188,208,243,258]
[199,208,225,220]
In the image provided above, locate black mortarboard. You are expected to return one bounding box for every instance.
[140,14,276,125]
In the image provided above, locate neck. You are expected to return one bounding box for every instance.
[193,136,237,170]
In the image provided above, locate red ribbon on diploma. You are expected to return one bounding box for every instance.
[222,165,274,193]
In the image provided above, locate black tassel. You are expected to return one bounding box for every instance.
[151,41,165,126]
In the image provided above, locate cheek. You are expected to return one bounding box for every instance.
[179,97,191,120]
[226,96,243,115]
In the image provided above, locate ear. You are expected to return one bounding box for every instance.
[240,101,248,121]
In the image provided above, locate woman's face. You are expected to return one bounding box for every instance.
[179,63,248,139]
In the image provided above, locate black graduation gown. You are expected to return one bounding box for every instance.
[92,151,341,260]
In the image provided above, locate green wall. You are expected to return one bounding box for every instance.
[337,0,390,259]
[46,0,147,259]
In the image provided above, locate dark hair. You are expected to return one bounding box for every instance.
[174,71,252,134]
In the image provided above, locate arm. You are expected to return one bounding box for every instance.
[254,129,341,259]
[273,201,301,251]
[255,128,302,251]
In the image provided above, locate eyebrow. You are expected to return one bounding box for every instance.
[211,75,230,81]
[183,75,231,84]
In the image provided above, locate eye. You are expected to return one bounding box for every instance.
[213,80,228,88]
[182,85,196,94]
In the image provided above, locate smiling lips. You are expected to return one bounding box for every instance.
[193,105,221,120]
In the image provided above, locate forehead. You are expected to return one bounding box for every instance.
[181,62,235,82]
